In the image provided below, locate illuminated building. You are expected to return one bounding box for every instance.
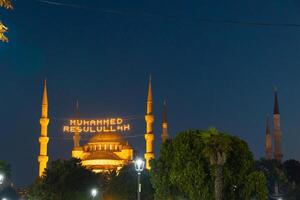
[273,89,283,162]
[161,100,168,143]
[265,115,272,160]
[144,76,155,170]
[37,77,165,175]
[264,88,283,162]
[38,80,49,177]
[69,101,134,172]
[72,132,134,172]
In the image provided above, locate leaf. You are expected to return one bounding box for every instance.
[0,22,8,42]
[0,0,13,9]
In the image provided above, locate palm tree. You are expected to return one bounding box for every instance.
[202,128,231,200]
[0,0,12,42]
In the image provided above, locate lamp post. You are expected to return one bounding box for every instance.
[0,173,4,185]
[134,158,145,200]
[90,188,98,199]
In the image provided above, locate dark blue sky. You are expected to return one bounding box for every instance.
[1,0,300,187]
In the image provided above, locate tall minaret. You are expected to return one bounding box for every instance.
[273,88,283,162]
[72,100,83,159]
[144,76,155,170]
[265,114,272,160]
[38,80,50,177]
[161,100,168,143]
[73,100,80,148]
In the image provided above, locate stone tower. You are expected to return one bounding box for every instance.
[144,76,155,170]
[161,100,168,143]
[273,89,283,162]
[265,114,272,160]
[38,80,50,177]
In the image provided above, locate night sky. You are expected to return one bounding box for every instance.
[1,0,300,187]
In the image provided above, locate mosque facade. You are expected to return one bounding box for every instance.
[37,78,169,176]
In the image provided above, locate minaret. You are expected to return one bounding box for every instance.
[161,100,168,143]
[144,76,155,170]
[273,88,283,162]
[265,114,272,160]
[72,100,83,159]
[73,100,80,148]
[38,80,50,177]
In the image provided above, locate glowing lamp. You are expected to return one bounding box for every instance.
[134,158,145,200]
[90,188,98,198]
[134,158,145,174]
[0,173,4,185]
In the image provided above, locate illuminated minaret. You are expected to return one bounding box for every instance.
[273,88,283,162]
[161,100,168,143]
[144,76,155,170]
[73,100,80,148]
[38,80,49,177]
[265,114,272,160]
[72,100,83,159]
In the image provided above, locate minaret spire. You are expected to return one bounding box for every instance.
[147,75,153,114]
[265,114,272,160]
[161,100,168,143]
[42,79,48,117]
[73,100,80,148]
[144,75,155,170]
[273,87,283,162]
[71,100,84,159]
[274,87,280,115]
[38,79,50,177]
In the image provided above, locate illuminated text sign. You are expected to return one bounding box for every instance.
[63,118,130,133]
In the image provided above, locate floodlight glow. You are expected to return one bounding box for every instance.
[134,158,145,173]
[91,188,98,198]
[0,173,4,185]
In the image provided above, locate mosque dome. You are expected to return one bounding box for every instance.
[88,132,124,143]
[79,132,134,172]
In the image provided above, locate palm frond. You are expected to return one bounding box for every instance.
[0,0,13,9]
[0,21,8,42]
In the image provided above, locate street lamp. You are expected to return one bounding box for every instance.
[90,188,98,199]
[134,158,145,200]
[0,173,4,185]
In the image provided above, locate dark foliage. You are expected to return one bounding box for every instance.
[28,158,103,200]
[150,129,268,200]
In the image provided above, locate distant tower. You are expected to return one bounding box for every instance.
[144,76,155,170]
[38,80,50,177]
[273,88,283,162]
[72,100,83,159]
[73,100,80,148]
[265,114,272,160]
[161,100,168,143]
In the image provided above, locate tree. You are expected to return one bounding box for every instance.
[151,140,184,200]
[255,159,287,194]
[0,160,11,178]
[202,128,231,200]
[104,164,154,200]
[28,158,103,200]
[151,129,268,200]
[242,171,268,200]
[282,159,300,199]
[284,159,300,185]
[0,161,18,200]
[0,187,19,200]
[0,0,12,42]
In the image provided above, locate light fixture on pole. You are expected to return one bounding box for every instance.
[0,173,4,185]
[90,188,98,199]
[134,158,145,200]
